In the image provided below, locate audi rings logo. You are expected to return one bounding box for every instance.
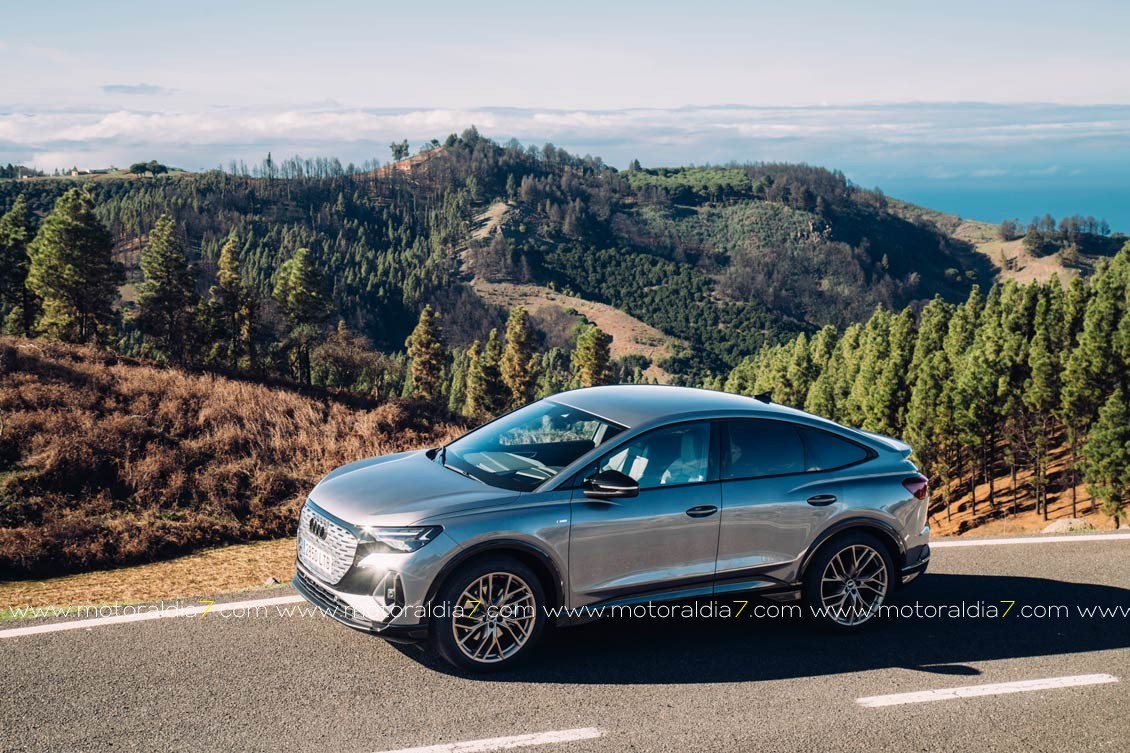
[308,517,328,540]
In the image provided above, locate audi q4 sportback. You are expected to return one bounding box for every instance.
[293,385,930,670]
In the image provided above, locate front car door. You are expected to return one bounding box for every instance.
[715,419,870,593]
[569,421,721,607]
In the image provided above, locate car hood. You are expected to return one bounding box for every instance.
[308,450,519,527]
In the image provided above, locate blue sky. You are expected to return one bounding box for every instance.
[2,1,1129,228]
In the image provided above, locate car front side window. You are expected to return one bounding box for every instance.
[599,422,711,490]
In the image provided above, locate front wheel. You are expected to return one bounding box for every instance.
[430,556,546,671]
[802,532,893,631]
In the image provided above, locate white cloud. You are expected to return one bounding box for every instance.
[1,103,1128,179]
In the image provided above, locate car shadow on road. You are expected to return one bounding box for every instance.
[397,573,1130,683]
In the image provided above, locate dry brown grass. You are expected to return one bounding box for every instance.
[0,338,465,578]
[0,539,297,610]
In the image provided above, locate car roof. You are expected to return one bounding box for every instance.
[550,384,816,429]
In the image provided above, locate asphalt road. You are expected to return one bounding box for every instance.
[3,535,1128,753]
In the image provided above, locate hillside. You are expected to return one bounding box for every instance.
[0,338,464,578]
[889,199,1124,285]
[0,131,1011,379]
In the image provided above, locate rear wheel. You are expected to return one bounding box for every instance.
[430,556,546,671]
[802,532,893,631]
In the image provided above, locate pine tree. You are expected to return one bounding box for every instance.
[205,234,258,371]
[501,306,536,407]
[26,188,122,343]
[465,330,508,417]
[0,195,36,335]
[1063,246,1129,509]
[1082,387,1130,528]
[534,347,572,399]
[137,214,198,362]
[845,308,891,429]
[273,247,330,328]
[462,340,483,416]
[405,305,445,401]
[872,307,915,435]
[1024,290,1062,516]
[272,247,330,384]
[446,346,470,414]
[573,324,611,387]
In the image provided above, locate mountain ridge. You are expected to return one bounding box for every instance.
[1,131,1122,380]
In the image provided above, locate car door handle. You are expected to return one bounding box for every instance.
[686,505,718,518]
[806,494,838,506]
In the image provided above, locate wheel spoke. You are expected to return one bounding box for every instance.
[820,544,888,626]
[453,571,537,663]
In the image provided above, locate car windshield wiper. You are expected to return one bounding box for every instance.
[440,449,485,484]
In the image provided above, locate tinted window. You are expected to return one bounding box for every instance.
[600,423,711,490]
[799,427,869,471]
[724,421,805,479]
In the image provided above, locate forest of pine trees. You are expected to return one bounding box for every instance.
[0,131,1126,530]
[0,186,632,416]
[721,244,1130,528]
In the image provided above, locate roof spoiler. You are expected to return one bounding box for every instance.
[857,429,913,458]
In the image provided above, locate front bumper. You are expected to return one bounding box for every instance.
[294,499,460,632]
[293,565,429,643]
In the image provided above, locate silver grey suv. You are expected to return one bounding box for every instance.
[293,386,930,671]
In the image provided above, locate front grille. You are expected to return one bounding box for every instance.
[298,502,358,585]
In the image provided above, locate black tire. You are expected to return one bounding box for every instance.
[802,532,894,632]
[430,555,547,672]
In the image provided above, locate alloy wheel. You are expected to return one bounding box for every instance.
[451,572,538,664]
[819,543,888,626]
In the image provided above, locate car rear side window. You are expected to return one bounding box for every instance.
[723,420,805,479]
[723,420,870,479]
[798,426,870,471]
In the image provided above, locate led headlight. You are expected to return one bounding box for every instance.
[358,526,442,553]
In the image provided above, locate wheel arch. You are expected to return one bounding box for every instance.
[425,539,565,608]
[799,518,905,580]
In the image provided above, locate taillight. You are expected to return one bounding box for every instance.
[902,474,929,500]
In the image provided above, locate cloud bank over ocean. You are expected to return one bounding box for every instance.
[2,103,1128,229]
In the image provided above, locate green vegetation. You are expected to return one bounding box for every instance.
[405,305,445,402]
[26,188,123,343]
[500,307,537,408]
[572,323,612,387]
[136,214,197,363]
[0,195,35,335]
[0,130,1124,556]
[727,244,1130,528]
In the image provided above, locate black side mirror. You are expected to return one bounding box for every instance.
[583,469,639,499]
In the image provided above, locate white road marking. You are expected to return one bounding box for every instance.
[932,532,1130,548]
[4,532,1124,638]
[0,594,305,639]
[857,674,1119,708]
[371,728,603,753]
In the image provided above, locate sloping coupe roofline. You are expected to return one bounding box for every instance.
[549,384,809,430]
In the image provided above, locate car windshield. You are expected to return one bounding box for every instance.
[441,401,624,492]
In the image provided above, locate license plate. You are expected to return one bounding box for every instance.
[299,534,334,574]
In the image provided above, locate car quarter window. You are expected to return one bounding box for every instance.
[798,426,870,471]
[599,422,712,490]
[723,420,870,479]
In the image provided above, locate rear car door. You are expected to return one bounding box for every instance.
[715,419,871,592]
[569,421,722,604]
